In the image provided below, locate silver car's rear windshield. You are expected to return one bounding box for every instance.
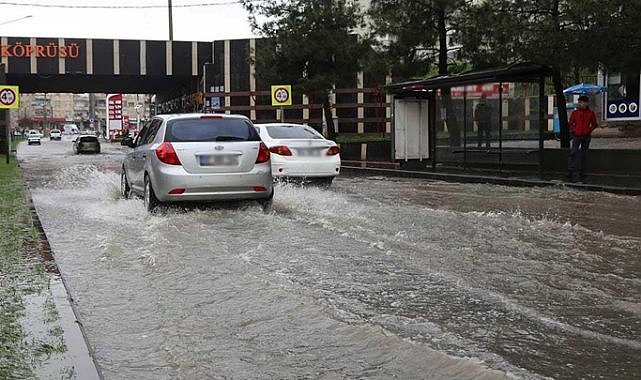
[265,125,323,139]
[79,136,98,142]
[166,118,261,142]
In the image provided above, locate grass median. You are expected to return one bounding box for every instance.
[0,153,69,379]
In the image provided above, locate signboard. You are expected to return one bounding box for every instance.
[271,85,292,106]
[107,93,123,139]
[607,98,640,119]
[0,85,19,109]
[448,83,510,98]
[0,43,80,59]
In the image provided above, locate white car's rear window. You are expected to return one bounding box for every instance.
[265,125,323,139]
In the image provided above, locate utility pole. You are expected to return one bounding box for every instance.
[89,93,96,133]
[0,15,32,27]
[168,0,173,41]
[43,93,47,132]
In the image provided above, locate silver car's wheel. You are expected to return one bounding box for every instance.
[144,175,159,212]
[120,168,131,199]
[258,189,274,213]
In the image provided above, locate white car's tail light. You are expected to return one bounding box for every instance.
[269,145,293,156]
[327,146,340,156]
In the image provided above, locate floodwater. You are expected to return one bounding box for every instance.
[17,138,641,379]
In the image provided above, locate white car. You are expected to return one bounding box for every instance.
[27,130,42,145]
[255,123,340,184]
[50,129,62,140]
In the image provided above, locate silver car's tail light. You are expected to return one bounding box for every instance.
[155,142,182,165]
[255,142,270,163]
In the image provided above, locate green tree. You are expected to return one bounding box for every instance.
[241,0,368,140]
[454,0,631,147]
[367,0,467,145]
[366,0,437,80]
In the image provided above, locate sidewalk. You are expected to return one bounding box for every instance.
[341,160,641,195]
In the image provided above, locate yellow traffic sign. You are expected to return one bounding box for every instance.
[0,85,19,109]
[271,85,292,107]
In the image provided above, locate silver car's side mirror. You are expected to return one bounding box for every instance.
[121,137,135,148]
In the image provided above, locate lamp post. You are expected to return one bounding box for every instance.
[168,0,173,41]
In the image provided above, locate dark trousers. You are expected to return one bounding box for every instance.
[477,122,491,147]
[568,135,591,174]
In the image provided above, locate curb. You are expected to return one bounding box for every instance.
[341,165,641,196]
[26,189,104,380]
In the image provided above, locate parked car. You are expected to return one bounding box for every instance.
[27,130,42,145]
[254,123,340,185]
[73,135,101,154]
[120,114,273,212]
[50,129,62,141]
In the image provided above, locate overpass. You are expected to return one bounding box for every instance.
[1,36,213,93]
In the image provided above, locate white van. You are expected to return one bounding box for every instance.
[63,124,79,135]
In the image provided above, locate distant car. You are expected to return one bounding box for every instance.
[50,129,62,141]
[120,113,273,212]
[73,135,101,154]
[27,130,42,145]
[254,123,340,185]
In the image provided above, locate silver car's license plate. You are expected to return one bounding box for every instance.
[199,155,238,166]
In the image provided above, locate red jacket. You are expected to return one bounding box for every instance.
[569,107,597,137]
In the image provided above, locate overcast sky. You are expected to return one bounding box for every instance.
[0,0,257,41]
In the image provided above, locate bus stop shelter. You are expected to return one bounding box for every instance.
[387,63,554,173]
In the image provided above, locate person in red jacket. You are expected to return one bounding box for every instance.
[567,95,598,180]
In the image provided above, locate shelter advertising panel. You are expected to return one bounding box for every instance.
[605,70,641,120]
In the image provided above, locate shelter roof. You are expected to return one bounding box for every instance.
[386,63,553,95]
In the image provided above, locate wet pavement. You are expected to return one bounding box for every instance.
[17,137,641,379]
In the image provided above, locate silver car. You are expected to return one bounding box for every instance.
[120,114,273,212]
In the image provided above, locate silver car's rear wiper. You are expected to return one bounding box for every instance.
[215,135,246,141]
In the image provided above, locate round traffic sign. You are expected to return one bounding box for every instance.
[274,87,290,104]
[0,88,17,107]
[629,102,638,114]
[619,103,628,114]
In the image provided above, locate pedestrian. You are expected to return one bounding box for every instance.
[567,95,598,181]
[474,95,493,148]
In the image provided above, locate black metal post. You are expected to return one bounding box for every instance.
[498,83,503,172]
[168,0,174,41]
[430,92,436,171]
[539,76,546,177]
[463,87,467,169]
[0,63,7,164]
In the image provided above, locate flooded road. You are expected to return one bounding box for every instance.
[18,138,641,379]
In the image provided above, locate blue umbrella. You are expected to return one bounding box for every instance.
[563,83,607,95]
